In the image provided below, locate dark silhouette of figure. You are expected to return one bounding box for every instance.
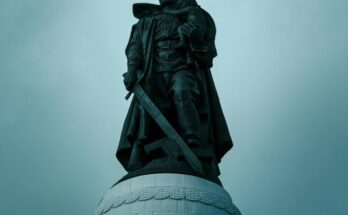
[118,0,233,185]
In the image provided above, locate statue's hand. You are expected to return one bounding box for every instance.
[180,23,203,43]
[123,70,138,91]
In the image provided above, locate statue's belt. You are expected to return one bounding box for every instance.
[156,39,180,48]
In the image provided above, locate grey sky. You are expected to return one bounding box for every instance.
[0,0,347,214]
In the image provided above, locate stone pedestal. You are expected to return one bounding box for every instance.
[96,174,241,215]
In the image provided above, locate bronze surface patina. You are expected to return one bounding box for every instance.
[117,0,233,185]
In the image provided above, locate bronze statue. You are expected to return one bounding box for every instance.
[117,0,233,185]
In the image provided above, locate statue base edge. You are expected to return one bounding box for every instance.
[96,173,241,215]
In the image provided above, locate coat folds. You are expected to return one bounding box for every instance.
[116,5,233,173]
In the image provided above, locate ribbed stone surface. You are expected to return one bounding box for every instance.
[96,174,241,215]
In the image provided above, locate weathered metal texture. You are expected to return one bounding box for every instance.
[132,84,204,174]
[96,174,241,215]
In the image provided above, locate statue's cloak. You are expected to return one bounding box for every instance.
[117,4,233,173]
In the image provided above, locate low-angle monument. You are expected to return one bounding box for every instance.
[96,0,241,214]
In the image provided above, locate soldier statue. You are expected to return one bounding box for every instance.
[117,0,233,185]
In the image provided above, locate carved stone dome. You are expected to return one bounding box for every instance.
[96,173,241,215]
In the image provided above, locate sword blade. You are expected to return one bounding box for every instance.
[132,84,204,174]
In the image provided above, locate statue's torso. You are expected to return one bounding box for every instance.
[151,13,188,72]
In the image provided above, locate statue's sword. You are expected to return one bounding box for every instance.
[126,84,204,174]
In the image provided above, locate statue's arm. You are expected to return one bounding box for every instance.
[126,24,143,73]
[181,9,217,68]
[179,8,207,44]
[124,23,143,90]
[164,6,196,16]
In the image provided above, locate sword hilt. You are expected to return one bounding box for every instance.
[125,91,133,100]
[123,72,140,100]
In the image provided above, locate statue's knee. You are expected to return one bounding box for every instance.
[173,89,195,104]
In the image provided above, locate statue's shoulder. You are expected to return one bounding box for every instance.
[198,7,216,35]
[133,3,162,19]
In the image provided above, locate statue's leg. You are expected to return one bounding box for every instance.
[141,72,173,143]
[170,69,202,146]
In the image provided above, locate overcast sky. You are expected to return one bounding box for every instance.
[0,0,347,214]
